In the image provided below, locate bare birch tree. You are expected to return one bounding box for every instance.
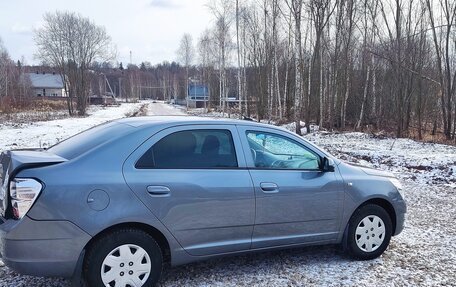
[208,0,234,117]
[198,29,215,112]
[177,33,195,111]
[426,0,456,139]
[284,0,304,134]
[35,11,114,115]
[0,38,10,104]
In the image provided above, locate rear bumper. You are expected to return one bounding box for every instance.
[0,216,91,277]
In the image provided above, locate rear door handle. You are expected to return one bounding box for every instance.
[260,182,279,193]
[147,186,171,196]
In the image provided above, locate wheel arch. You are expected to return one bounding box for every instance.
[357,198,397,235]
[83,222,171,264]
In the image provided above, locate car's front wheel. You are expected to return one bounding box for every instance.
[344,204,393,260]
[83,228,163,287]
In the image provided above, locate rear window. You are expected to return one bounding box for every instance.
[48,121,133,159]
[136,129,238,169]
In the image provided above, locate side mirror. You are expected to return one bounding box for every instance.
[322,157,335,172]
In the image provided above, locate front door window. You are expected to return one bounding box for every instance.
[246,131,320,170]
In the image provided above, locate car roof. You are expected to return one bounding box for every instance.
[114,116,281,130]
[112,116,333,160]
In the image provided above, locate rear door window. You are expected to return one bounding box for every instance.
[136,129,238,169]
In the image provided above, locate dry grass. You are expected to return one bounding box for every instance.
[0,98,70,124]
[405,127,456,146]
[0,97,68,113]
[31,98,68,112]
[125,103,148,117]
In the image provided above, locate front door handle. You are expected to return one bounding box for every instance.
[260,182,279,193]
[147,186,171,196]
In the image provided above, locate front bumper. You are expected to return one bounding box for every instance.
[0,215,91,277]
[393,198,407,236]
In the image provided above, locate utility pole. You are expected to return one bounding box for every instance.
[5,70,8,98]
[236,0,242,118]
[105,75,114,98]
[118,77,123,102]
[139,83,142,100]
[186,75,189,111]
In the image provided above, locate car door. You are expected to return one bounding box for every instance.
[123,124,255,256]
[237,125,344,249]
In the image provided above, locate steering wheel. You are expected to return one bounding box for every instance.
[271,160,284,168]
[298,159,313,169]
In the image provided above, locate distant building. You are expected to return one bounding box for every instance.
[188,84,209,101]
[186,83,209,108]
[26,72,67,97]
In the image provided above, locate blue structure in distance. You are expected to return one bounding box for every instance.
[188,84,209,101]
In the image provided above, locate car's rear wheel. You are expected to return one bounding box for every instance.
[344,204,393,260]
[83,228,162,287]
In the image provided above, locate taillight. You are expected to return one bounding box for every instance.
[1,170,8,214]
[9,178,42,220]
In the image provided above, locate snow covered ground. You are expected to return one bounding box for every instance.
[0,101,455,286]
[303,132,456,187]
[0,102,145,152]
[0,101,186,153]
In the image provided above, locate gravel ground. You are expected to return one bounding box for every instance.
[1,104,455,286]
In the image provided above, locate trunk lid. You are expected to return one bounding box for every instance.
[0,149,67,217]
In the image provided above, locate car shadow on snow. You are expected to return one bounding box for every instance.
[158,244,350,286]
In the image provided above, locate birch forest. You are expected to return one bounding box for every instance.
[194,0,456,140]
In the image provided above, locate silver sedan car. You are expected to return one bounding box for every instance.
[0,116,406,287]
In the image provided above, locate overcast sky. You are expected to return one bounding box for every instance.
[0,0,212,66]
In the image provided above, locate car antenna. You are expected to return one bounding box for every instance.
[242,115,254,121]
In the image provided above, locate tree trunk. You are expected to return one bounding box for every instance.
[236,0,242,118]
[275,53,283,119]
[186,67,189,111]
[357,63,371,130]
[341,67,350,129]
[319,46,324,128]
[293,1,303,135]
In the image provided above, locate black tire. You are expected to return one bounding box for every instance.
[344,204,393,260]
[83,228,163,287]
